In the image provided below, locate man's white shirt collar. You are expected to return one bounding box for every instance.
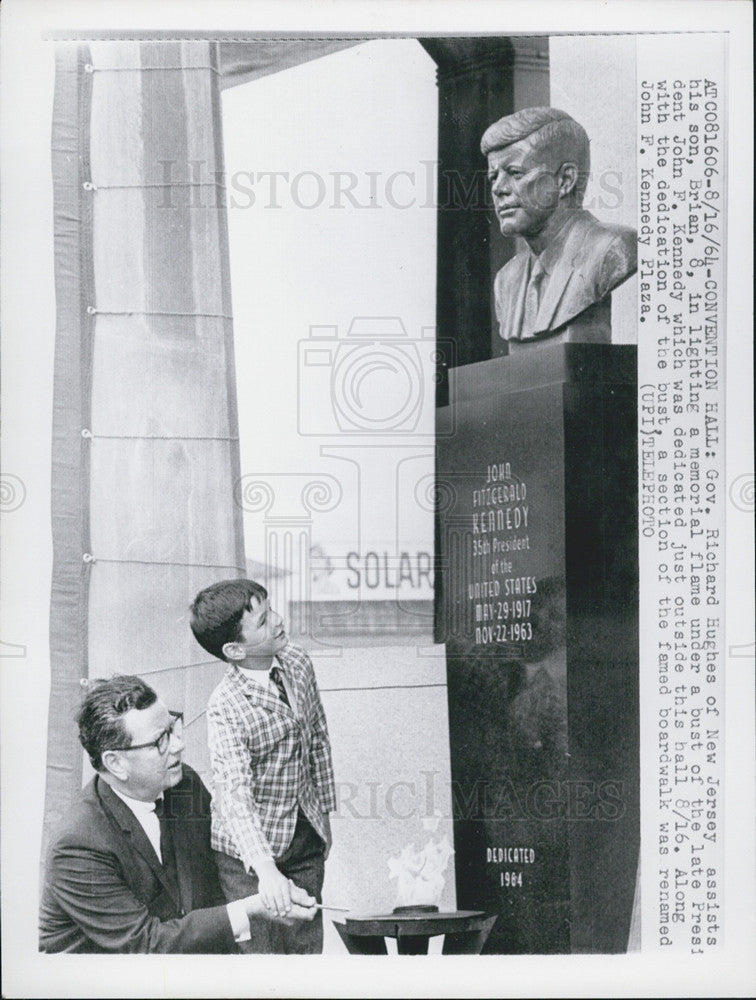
[110,784,163,862]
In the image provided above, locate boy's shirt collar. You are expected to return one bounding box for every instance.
[229,641,290,680]
[230,656,281,687]
[228,648,297,711]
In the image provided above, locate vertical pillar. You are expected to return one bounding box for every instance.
[46,42,96,845]
[437,344,639,953]
[45,40,246,844]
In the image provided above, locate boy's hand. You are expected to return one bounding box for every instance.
[285,882,317,923]
[255,859,293,917]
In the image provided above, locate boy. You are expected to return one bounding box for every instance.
[190,579,336,954]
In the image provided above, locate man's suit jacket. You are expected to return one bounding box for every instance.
[39,765,236,953]
[494,209,637,342]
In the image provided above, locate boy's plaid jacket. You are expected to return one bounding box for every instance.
[206,642,336,869]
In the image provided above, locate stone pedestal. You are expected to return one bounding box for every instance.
[436,343,639,953]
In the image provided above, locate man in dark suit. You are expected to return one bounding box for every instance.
[481,106,637,346]
[39,675,316,953]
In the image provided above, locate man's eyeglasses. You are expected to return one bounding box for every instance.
[115,711,184,755]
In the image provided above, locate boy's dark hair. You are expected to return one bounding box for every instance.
[77,674,157,771]
[189,578,268,661]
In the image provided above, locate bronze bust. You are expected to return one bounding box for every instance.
[482,107,637,346]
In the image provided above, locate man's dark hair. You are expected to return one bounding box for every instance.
[77,675,158,771]
[189,578,268,661]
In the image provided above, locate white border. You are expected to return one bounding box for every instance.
[2,1,753,997]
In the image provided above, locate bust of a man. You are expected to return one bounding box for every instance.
[482,106,637,346]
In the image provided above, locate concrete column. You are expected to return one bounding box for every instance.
[46,40,246,833]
